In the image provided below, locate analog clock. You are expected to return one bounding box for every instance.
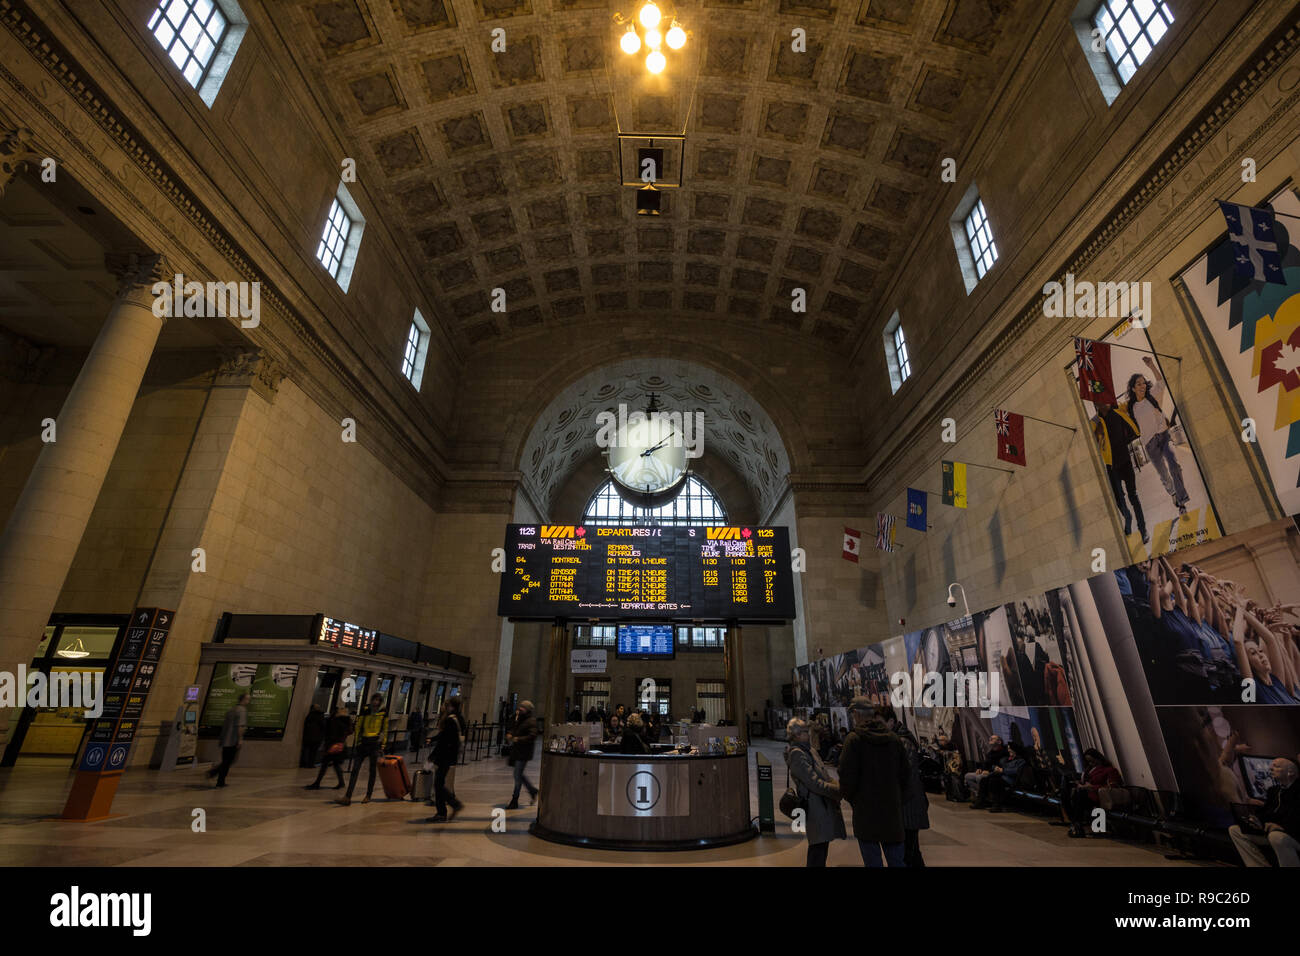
[607,412,688,502]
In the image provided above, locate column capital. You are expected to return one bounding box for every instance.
[0,124,38,199]
[212,348,287,401]
[105,252,171,313]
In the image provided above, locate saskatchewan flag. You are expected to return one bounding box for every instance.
[942,461,967,509]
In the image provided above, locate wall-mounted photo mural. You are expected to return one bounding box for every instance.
[794,515,1300,828]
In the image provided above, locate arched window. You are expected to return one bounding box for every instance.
[583,475,726,527]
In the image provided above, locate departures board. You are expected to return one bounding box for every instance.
[497,524,796,623]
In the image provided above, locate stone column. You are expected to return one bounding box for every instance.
[724,624,748,743]
[0,252,167,741]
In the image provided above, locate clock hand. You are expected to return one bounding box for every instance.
[641,429,677,456]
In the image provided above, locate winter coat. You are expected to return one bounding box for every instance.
[837,720,911,844]
[303,709,326,745]
[322,714,352,747]
[893,724,931,831]
[431,714,461,766]
[785,741,847,846]
[509,712,538,762]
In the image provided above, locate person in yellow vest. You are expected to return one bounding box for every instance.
[336,694,388,806]
[1091,401,1148,544]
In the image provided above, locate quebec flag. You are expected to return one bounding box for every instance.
[1218,201,1285,284]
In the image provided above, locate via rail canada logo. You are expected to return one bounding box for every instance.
[627,770,661,812]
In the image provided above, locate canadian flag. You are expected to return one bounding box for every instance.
[842,527,861,563]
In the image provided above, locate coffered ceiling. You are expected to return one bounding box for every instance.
[276,0,1036,351]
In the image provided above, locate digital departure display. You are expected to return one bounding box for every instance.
[497,524,796,622]
[617,624,674,659]
[317,617,377,653]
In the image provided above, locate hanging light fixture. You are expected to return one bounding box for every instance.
[617,4,687,72]
[56,637,90,659]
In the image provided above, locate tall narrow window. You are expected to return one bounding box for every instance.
[883,310,912,394]
[147,0,247,106]
[964,199,998,281]
[1092,0,1174,86]
[317,185,365,292]
[402,309,431,390]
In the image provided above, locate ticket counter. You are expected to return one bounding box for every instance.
[532,749,754,850]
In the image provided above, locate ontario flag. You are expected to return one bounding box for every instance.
[995,409,1026,466]
[842,527,861,563]
[1074,337,1117,406]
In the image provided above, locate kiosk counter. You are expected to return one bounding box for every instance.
[532,748,754,850]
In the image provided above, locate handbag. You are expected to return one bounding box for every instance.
[326,742,344,756]
[778,761,808,819]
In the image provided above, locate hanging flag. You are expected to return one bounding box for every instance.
[906,488,927,531]
[842,527,861,563]
[1217,201,1285,284]
[942,461,967,508]
[875,513,896,552]
[995,409,1027,466]
[1074,337,1117,406]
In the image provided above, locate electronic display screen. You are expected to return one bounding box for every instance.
[317,617,377,653]
[617,624,674,659]
[497,524,796,622]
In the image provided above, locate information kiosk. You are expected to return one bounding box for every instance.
[497,523,797,850]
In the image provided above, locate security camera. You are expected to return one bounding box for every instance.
[947,595,957,608]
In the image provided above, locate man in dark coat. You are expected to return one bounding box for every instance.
[300,704,326,768]
[837,698,911,867]
[426,699,464,823]
[505,700,539,809]
[880,705,930,867]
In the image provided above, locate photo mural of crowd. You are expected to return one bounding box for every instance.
[793,516,1300,828]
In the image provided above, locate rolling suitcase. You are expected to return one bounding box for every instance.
[378,754,411,800]
[411,768,434,802]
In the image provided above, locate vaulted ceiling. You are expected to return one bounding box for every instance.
[277,0,1036,352]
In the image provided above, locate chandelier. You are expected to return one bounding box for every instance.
[617,3,687,74]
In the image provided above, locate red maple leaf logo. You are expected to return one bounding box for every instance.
[742,527,752,538]
[575,527,586,537]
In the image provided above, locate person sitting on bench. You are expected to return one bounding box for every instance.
[1230,758,1299,867]
[982,741,1031,812]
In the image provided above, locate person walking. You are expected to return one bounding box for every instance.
[207,693,249,788]
[300,703,325,768]
[426,699,464,823]
[336,694,388,806]
[784,717,846,866]
[505,700,539,809]
[305,705,353,790]
[880,705,930,867]
[837,698,911,867]
[1125,357,1190,515]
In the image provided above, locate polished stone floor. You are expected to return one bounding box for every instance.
[0,740,1213,866]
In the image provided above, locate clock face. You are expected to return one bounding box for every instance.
[607,415,688,495]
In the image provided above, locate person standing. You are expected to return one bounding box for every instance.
[505,700,539,809]
[305,705,353,790]
[300,703,325,768]
[1092,402,1148,544]
[837,698,910,867]
[1126,357,1190,515]
[784,717,846,866]
[880,705,930,867]
[408,708,424,757]
[427,699,464,823]
[336,694,388,806]
[207,693,249,788]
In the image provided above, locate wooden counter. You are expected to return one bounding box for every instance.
[531,750,755,850]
